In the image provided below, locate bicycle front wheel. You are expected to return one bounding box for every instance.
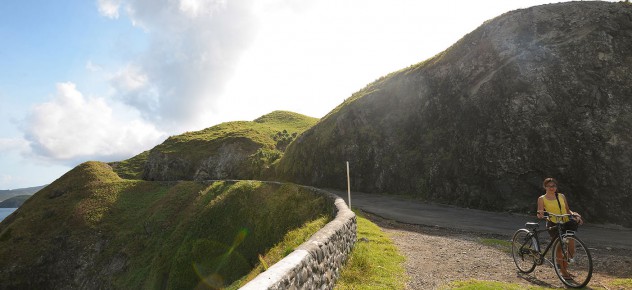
[552,235,593,288]
[511,229,537,273]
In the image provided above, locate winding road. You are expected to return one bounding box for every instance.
[332,190,632,249]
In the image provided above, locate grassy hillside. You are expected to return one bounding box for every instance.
[0,161,333,289]
[109,150,150,180]
[157,110,316,155]
[111,110,318,181]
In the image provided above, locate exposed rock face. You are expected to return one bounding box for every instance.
[143,137,261,181]
[278,2,632,226]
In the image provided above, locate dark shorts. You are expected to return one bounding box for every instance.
[547,219,579,238]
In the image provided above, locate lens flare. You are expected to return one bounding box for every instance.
[193,228,250,289]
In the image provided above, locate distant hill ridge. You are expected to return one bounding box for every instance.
[0,195,31,208]
[0,185,45,203]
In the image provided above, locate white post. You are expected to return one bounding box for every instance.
[346,161,351,209]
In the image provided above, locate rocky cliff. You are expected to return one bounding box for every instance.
[277,1,632,226]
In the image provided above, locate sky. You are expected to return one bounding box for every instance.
[0,0,616,190]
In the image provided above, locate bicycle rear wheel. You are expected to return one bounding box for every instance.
[511,229,537,273]
[552,235,593,288]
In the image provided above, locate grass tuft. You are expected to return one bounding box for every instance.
[335,211,407,289]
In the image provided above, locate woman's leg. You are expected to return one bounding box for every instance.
[556,245,570,277]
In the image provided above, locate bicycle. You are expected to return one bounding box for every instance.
[511,212,593,288]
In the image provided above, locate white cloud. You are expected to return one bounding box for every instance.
[0,174,16,187]
[98,0,122,19]
[179,0,227,18]
[110,65,147,92]
[86,60,103,72]
[0,137,29,153]
[100,0,257,132]
[22,82,166,164]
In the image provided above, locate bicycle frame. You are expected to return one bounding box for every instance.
[527,226,566,265]
[519,213,575,266]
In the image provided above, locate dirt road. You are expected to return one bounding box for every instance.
[364,210,632,289]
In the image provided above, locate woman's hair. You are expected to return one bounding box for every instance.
[543,177,558,188]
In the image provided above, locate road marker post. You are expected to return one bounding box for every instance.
[346,161,351,209]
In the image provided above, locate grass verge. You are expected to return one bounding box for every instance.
[335,211,407,289]
[610,278,632,288]
[441,279,550,289]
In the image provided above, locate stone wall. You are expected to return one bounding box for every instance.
[240,187,357,289]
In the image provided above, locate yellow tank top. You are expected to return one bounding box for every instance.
[541,193,570,223]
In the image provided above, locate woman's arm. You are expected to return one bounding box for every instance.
[537,196,545,219]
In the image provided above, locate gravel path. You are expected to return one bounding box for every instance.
[363,211,632,290]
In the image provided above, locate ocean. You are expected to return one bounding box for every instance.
[0,208,18,222]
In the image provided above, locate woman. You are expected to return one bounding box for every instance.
[536,177,584,280]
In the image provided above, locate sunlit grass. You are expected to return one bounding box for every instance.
[335,211,407,290]
[154,111,316,156]
[108,150,149,179]
[440,279,550,290]
[441,278,632,290]
[611,278,632,288]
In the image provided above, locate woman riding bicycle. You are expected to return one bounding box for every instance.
[536,177,584,280]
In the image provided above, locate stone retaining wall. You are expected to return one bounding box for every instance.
[240,187,357,289]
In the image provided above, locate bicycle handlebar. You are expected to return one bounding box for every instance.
[543,212,575,218]
[542,212,579,223]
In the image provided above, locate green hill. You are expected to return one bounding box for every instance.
[0,161,333,289]
[110,110,318,181]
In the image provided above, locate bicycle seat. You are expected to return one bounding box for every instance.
[525,222,539,229]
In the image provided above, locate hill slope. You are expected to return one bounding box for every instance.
[277,1,632,226]
[111,110,317,181]
[0,162,333,289]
